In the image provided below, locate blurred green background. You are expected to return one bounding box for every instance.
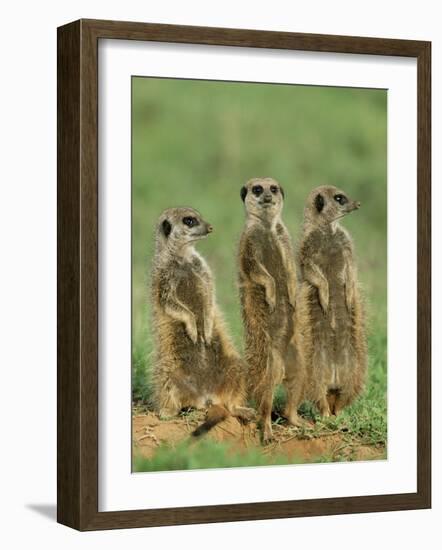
[132,77,387,418]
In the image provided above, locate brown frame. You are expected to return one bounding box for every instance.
[57,18,431,531]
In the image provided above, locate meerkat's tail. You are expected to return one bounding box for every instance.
[192,404,230,437]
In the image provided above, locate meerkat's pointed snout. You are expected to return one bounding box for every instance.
[206,224,213,233]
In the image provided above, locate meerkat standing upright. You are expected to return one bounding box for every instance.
[295,185,367,417]
[238,178,305,444]
[151,207,254,435]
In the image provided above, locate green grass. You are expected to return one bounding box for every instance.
[133,439,293,472]
[131,77,387,470]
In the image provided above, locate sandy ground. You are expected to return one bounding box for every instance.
[133,410,385,465]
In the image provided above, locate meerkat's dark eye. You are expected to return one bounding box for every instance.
[334,194,348,205]
[252,185,263,196]
[270,185,278,194]
[182,216,199,227]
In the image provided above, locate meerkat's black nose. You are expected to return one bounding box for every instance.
[263,195,273,203]
[355,201,361,209]
[207,225,213,233]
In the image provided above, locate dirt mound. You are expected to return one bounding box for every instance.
[133,411,384,464]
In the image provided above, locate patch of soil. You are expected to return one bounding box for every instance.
[133,411,384,463]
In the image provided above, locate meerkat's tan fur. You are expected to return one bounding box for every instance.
[238,178,305,444]
[151,207,254,435]
[295,185,367,416]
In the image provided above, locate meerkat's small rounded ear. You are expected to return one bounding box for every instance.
[240,186,247,202]
[315,193,324,213]
[280,186,285,198]
[161,219,172,238]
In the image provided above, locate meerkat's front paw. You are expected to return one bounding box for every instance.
[287,287,297,310]
[265,279,277,312]
[266,291,276,312]
[345,285,355,312]
[319,287,329,315]
[186,320,198,344]
[203,317,214,345]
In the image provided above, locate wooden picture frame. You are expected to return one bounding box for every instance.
[57,18,431,531]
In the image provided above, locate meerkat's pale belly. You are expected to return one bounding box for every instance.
[308,273,355,389]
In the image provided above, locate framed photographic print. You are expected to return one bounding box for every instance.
[57,19,431,530]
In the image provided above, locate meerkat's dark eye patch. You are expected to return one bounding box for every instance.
[334,194,348,205]
[240,186,247,202]
[315,193,325,213]
[270,185,278,194]
[182,216,199,227]
[162,219,172,238]
[252,185,264,196]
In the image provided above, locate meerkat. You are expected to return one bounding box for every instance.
[238,178,305,444]
[150,207,254,435]
[295,185,367,417]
